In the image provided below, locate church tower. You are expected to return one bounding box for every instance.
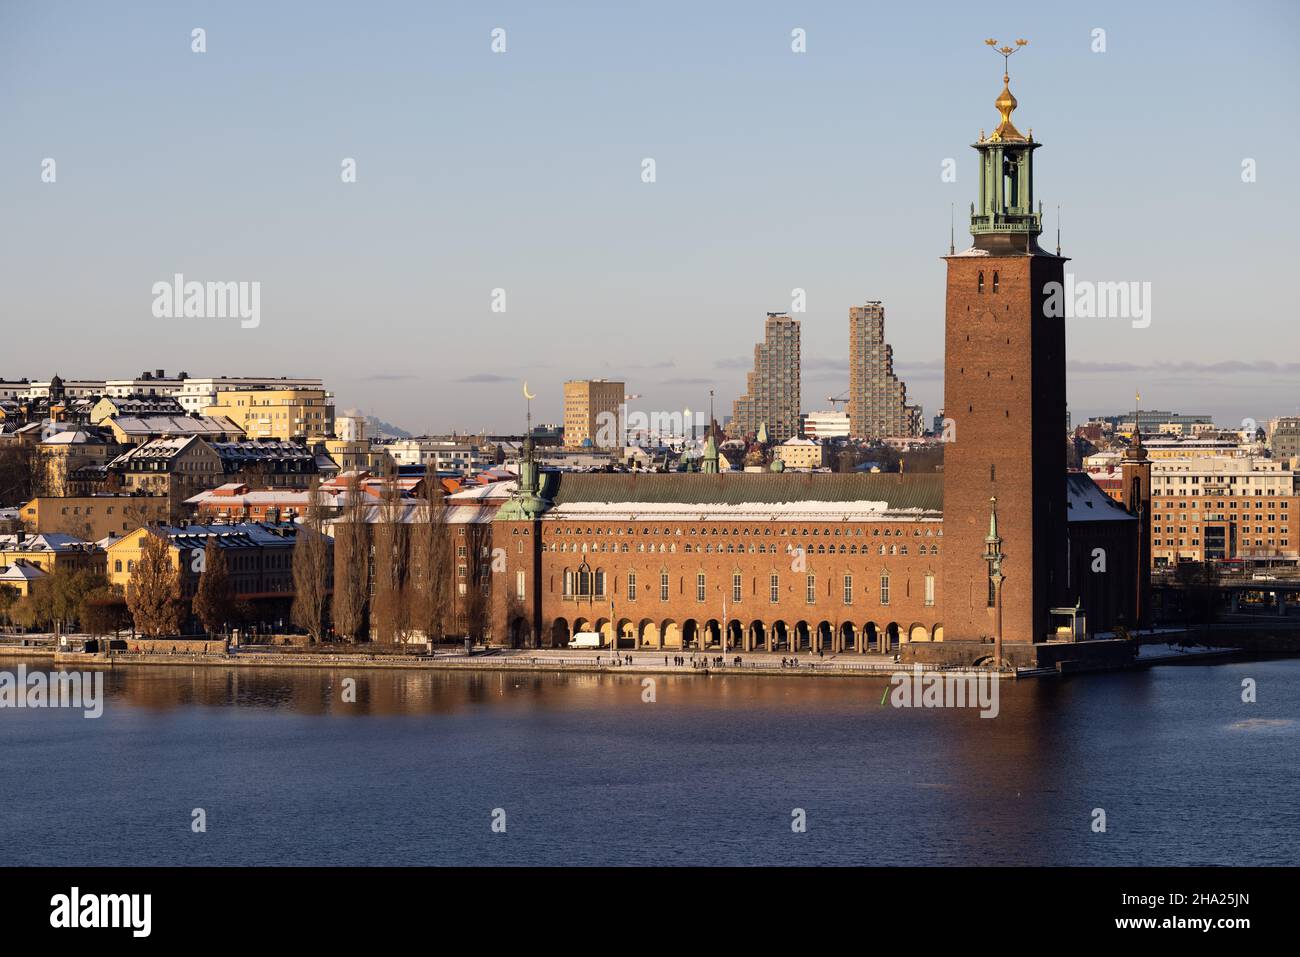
[940,43,1068,654]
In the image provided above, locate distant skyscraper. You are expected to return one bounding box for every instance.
[729,312,801,442]
[848,302,914,440]
[563,379,625,449]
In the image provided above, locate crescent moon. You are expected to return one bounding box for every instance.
[523,381,536,400]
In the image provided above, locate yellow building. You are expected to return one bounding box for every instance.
[89,395,185,425]
[0,533,105,577]
[19,495,170,542]
[38,431,114,497]
[104,527,184,590]
[0,562,46,596]
[322,437,376,472]
[563,379,624,449]
[204,388,334,441]
[774,437,828,470]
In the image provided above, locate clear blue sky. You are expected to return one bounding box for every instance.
[3,1,1298,434]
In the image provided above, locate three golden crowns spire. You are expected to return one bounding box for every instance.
[984,37,1028,143]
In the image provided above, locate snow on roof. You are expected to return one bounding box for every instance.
[545,501,941,523]
[1066,472,1137,523]
[328,502,495,525]
[110,414,242,435]
[448,480,517,502]
[0,563,47,581]
[41,430,103,445]
[0,532,99,551]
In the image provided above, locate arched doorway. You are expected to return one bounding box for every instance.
[886,622,900,648]
[509,617,531,648]
[662,620,681,649]
[932,623,944,642]
[727,620,744,650]
[614,619,635,649]
[703,619,722,648]
[749,621,767,651]
[840,622,855,651]
[772,620,789,651]
[863,621,879,653]
[639,619,659,648]
[795,621,811,652]
[551,618,570,648]
[909,623,929,643]
[816,621,834,652]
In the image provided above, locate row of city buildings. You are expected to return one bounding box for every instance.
[555,300,925,457]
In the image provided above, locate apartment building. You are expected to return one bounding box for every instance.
[563,379,625,450]
[384,438,494,476]
[847,302,914,441]
[729,313,801,442]
[19,494,170,541]
[204,387,334,441]
[1147,457,1297,565]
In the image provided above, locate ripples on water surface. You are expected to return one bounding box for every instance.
[1,658,1297,866]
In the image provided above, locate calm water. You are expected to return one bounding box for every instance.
[1,657,1297,866]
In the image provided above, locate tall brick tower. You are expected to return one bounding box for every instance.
[941,46,1068,657]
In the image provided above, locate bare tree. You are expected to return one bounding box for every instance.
[192,540,234,636]
[371,460,408,644]
[330,472,369,642]
[406,478,451,645]
[0,443,38,505]
[291,479,331,643]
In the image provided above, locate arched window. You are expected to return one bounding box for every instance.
[992,271,999,293]
[978,271,985,294]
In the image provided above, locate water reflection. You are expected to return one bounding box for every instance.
[2,657,1296,866]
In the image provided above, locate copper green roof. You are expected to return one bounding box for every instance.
[540,472,942,512]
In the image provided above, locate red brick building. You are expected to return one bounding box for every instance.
[488,67,1145,665]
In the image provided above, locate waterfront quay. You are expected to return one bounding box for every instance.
[1,631,1270,678]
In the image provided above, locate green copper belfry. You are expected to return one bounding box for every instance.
[970,42,1044,253]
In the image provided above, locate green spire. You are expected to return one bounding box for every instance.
[701,433,719,474]
[985,495,1000,543]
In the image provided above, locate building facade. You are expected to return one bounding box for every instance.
[482,64,1145,665]
[563,380,625,450]
[847,302,915,441]
[204,387,334,441]
[19,494,170,541]
[729,312,801,442]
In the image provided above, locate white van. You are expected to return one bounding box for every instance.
[569,631,602,649]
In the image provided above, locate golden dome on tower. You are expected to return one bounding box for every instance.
[983,37,1029,143]
[988,75,1026,142]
